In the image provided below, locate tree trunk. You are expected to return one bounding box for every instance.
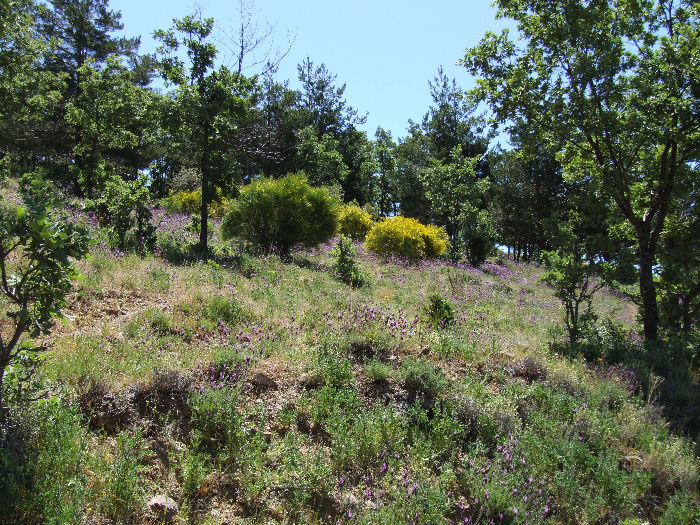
[638,232,659,341]
[0,353,7,415]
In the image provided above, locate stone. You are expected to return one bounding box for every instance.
[148,495,178,523]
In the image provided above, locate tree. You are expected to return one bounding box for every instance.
[422,145,492,263]
[463,0,700,341]
[295,125,349,187]
[155,14,258,252]
[0,196,89,412]
[372,126,398,217]
[0,0,66,177]
[394,124,432,223]
[66,57,157,196]
[37,0,139,96]
[542,217,605,345]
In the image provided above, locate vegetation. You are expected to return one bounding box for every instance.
[365,216,448,260]
[0,0,698,523]
[221,173,339,256]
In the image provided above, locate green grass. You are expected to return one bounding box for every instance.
[1,211,697,524]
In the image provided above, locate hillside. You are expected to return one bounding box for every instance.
[1,200,698,524]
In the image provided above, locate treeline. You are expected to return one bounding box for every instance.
[0,0,698,345]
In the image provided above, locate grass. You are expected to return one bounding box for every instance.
[0,202,698,524]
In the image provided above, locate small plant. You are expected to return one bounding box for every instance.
[365,216,448,260]
[332,235,369,287]
[425,293,455,327]
[364,359,392,383]
[338,204,374,241]
[101,430,146,521]
[180,436,211,503]
[399,358,447,398]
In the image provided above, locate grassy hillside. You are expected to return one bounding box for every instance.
[1,200,698,524]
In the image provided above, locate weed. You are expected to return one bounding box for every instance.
[399,358,447,398]
[424,293,455,327]
[365,359,392,383]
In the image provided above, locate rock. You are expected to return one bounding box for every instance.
[148,495,178,523]
[250,372,278,391]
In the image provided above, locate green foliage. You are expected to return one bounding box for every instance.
[422,145,493,263]
[309,341,354,389]
[542,220,605,345]
[66,57,156,197]
[365,216,448,260]
[424,293,455,327]
[338,204,374,241]
[331,235,369,287]
[188,385,244,459]
[0,195,89,410]
[399,358,447,398]
[1,400,89,524]
[463,0,700,340]
[94,174,154,252]
[100,430,146,521]
[295,125,349,186]
[180,436,211,503]
[222,173,339,256]
[364,359,392,383]
[161,187,229,218]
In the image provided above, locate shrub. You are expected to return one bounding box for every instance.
[365,216,448,260]
[424,293,455,327]
[332,235,369,287]
[338,204,374,241]
[400,358,447,398]
[95,175,155,252]
[222,173,339,257]
[161,187,229,218]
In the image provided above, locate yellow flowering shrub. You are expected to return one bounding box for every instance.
[161,188,229,218]
[338,204,374,241]
[365,216,448,259]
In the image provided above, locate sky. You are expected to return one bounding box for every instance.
[111,0,514,142]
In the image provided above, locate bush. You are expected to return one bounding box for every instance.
[365,216,448,260]
[424,293,455,327]
[338,204,374,241]
[222,173,339,257]
[161,187,229,218]
[400,358,447,398]
[332,235,369,287]
[95,175,155,252]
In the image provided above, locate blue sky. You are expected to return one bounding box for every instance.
[111,0,513,141]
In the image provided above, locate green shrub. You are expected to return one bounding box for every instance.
[1,401,89,524]
[161,187,229,218]
[332,235,369,287]
[338,204,374,241]
[400,358,447,398]
[310,343,354,388]
[424,293,455,327]
[101,430,146,521]
[95,175,155,252]
[365,359,392,383]
[188,386,244,458]
[222,173,339,257]
[365,216,448,260]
